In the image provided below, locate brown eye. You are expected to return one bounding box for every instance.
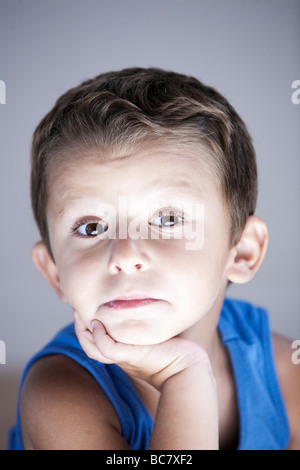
[161,213,177,226]
[76,221,108,237]
[151,211,183,227]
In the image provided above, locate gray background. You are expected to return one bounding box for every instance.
[0,0,299,448]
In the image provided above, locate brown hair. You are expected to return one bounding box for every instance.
[31,67,257,253]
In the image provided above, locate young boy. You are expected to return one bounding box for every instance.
[9,68,299,450]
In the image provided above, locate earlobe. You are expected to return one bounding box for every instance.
[226,216,268,284]
[31,241,66,302]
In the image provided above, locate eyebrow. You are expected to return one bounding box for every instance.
[54,179,202,218]
[151,178,191,190]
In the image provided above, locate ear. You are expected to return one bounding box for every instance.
[226,216,268,284]
[31,241,66,302]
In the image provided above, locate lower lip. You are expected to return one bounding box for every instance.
[102,299,160,310]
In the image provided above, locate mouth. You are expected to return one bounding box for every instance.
[101,294,162,310]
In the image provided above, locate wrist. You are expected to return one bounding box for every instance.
[165,359,216,388]
[151,345,215,391]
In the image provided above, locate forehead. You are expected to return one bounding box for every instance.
[47,144,220,216]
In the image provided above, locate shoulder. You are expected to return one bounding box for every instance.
[20,354,130,449]
[272,333,300,450]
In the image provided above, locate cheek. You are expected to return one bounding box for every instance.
[56,252,102,313]
[173,241,229,308]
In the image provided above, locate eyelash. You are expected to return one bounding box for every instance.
[71,209,184,238]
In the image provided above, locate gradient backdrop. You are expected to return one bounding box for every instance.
[0,0,299,449]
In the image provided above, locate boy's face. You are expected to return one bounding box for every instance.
[45,145,235,346]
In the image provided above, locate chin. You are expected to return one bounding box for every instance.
[107,324,171,346]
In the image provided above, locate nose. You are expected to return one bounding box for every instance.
[108,239,151,274]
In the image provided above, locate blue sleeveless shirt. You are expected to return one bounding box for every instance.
[8,298,290,450]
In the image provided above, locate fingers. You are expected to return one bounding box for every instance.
[91,320,122,360]
[91,319,147,364]
[73,311,145,366]
[73,311,114,364]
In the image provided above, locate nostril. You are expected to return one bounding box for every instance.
[114,264,142,272]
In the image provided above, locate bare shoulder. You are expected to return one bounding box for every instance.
[272,332,300,450]
[20,354,130,449]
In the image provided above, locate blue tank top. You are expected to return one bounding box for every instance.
[8,298,290,450]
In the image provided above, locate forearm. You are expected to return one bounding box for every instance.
[148,363,219,450]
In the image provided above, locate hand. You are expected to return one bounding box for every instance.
[73,311,214,391]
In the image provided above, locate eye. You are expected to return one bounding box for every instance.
[151,210,184,228]
[73,219,108,237]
